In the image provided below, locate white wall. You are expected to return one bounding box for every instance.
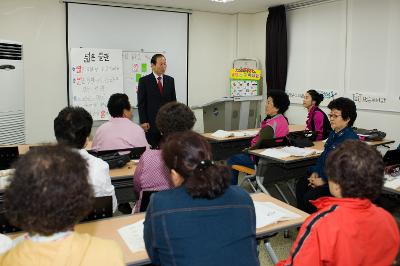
[1,1,398,147]
[0,0,67,144]
[188,11,237,132]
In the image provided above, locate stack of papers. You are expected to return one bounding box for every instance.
[260,147,322,159]
[232,130,259,137]
[211,130,234,138]
[118,219,145,253]
[281,146,322,157]
[211,129,259,138]
[260,148,291,158]
[254,201,301,228]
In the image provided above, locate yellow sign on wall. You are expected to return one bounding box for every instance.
[230,68,261,80]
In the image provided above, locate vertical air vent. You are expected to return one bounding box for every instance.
[0,42,22,61]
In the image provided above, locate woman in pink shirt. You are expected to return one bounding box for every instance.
[133,102,196,212]
[303,90,331,140]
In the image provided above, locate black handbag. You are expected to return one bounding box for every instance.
[287,130,316,148]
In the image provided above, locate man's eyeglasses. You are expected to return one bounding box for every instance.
[328,114,342,119]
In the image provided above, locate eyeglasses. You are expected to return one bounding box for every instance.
[328,114,342,119]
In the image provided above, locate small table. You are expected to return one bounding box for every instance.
[248,139,395,202]
[202,125,306,160]
[74,192,308,266]
[0,145,138,205]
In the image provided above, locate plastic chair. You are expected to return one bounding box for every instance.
[233,165,257,192]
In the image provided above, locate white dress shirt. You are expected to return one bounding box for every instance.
[78,149,118,213]
[153,72,163,86]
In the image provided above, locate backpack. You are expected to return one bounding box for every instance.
[352,127,386,141]
[310,107,332,140]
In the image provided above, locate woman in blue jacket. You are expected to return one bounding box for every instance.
[296,97,359,213]
[143,131,259,266]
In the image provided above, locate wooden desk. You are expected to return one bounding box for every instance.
[248,139,395,203]
[1,145,138,205]
[202,124,306,160]
[73,193,308,266]
[8,193,308,266]
[75,214,148,266]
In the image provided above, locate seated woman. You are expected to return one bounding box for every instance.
[0,146,124,266]
[296,97,359,213]
[278,140,399,266]
[302,90,331,140]
[227,90,290,185]
[144,131,259,266]
[92,93,149,151]
[133,102,196,212]
[54,107,118,213]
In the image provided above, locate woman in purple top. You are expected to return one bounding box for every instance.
[303,90,331,141]
[133,102,196,212]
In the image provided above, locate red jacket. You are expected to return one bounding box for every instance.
[276,197,399,266]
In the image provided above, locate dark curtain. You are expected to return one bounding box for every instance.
[265,5,288,92]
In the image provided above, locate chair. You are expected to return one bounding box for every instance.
[234,165,257,192]
[88,146,146,160]
[0,147,19,170]
[139,191,158,212]
[235,136,288,194]
[81,196,113,222]
[0,211,21,234]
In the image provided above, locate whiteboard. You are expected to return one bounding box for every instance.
[286,0,400,112]
[67,3,188,114]
[123,51,163,107]
[70,48,123,120]
[344,0,400,112]
[286,0,346,106]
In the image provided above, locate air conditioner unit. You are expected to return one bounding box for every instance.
[0,40,25,145]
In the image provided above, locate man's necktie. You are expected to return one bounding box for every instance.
[157,76,163,95]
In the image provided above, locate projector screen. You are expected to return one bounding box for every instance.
[67,3,188,109]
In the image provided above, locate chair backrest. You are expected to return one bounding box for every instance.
[259,136,289,149]
[139,191,158,212]
[0,147,19,170]
[81,196,113,222]
[383,149,400,166]
[0,211,21,234]
[88,146,146,160]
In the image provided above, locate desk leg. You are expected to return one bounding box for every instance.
[255,158,271,195]
[264,239,279,264]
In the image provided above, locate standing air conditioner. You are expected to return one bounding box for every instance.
[0,40,25,144]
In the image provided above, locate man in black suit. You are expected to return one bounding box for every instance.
[137,54,176,148]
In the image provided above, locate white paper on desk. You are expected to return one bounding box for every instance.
[384,175,400,190]
[232,130,259,137]
[260,148,291,159]
[117,219,145,253]
[281,146,318,157]
[211,130,234,138]
[254,201,301,228]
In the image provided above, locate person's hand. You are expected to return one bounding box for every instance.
[308,173,325,188]
[141,123,150,132]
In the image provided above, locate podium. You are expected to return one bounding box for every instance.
[193,96,262,132]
